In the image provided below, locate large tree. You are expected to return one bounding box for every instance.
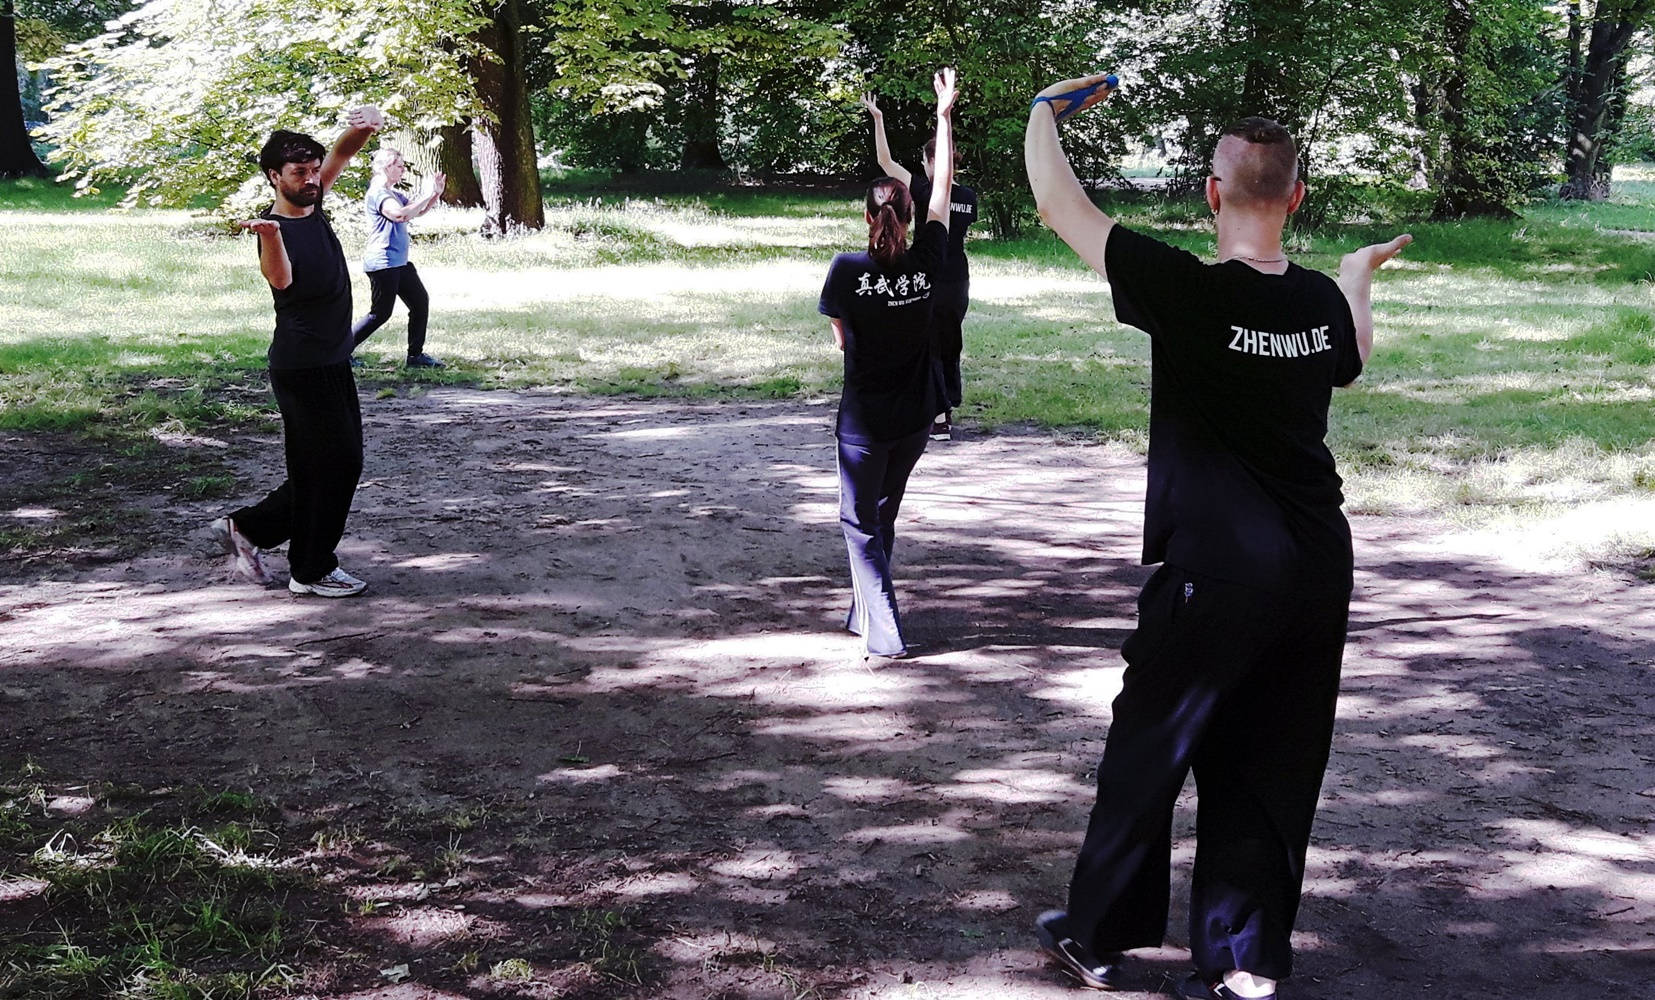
[1,0,47,177]
[37,0,539,232]
[1560,0,1655,199]
[1429,0,1560,217]
[470,0,543,233]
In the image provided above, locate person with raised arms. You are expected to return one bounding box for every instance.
[350,146,446,368]
[211,108,386,598]
[860,89,978,440]
[818,67,959,659]
[1022,73,1410,999]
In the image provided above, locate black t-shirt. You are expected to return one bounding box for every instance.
[819,220,950,443]
[259,200,353,371]
[907,177,976,286]
[1105,225,1362,591]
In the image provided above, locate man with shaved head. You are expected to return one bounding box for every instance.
[1022,74,1410,1000]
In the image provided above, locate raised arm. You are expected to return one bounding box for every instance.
[378,172,447,223]
[239,218,292,290]
[320,105,383,195]
[860,93,912,188]
[1024,72,1118,277]
[926,69,957,228]
[1336,233,1412,373]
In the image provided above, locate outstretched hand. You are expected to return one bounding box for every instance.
[238,218,281,238]
[426,171,447,197]
[1340,233,1413,278]
[934,67,958,116]
[860,92,881,117]
[1032,72,1116,122]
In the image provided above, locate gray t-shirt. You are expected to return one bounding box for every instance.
[363,183,410,272]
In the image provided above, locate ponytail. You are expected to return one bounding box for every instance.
[865,177,912,270]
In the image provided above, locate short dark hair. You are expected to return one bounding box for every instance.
[258,129,326,184]
[922,136,961,167]
[1216,117,1298,207]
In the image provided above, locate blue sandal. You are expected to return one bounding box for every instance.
[1031,74,1118,122]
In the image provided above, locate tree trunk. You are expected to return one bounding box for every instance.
[1408,73,1438,189]
[469,0,544,235]
[1560,10,1643,201]
[678,50,726,170]
[437,121,485,207]
[1,0,48,179]
[1432,0,1513,218]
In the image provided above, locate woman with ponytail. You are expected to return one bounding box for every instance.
[861,89,979,439]
[817,67,959,659]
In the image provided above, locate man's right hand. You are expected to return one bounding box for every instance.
[860,93,881,118]
[239,219,281,238]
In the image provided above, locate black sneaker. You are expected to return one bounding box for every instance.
[1034,910,1125,990]
[929,410,952,440]
[1172,973,1275,1000]
[406,353,444,369]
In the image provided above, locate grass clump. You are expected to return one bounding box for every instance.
[0,766,310,1000]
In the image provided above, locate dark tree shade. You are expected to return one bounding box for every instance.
[2,0,49,179]
[437,121,485,208]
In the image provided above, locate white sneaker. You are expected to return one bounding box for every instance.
[331,567,366,589]
[210,516,273,584]
[288,568,368,598]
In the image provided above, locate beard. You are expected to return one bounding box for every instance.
[282,181,322,207]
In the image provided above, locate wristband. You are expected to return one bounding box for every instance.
[1031,75,1118,122]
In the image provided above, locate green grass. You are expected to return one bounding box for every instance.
[0,766,306,999]
[4,169,1654,549]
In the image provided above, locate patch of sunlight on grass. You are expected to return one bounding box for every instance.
[431,260,823,312]
[1368,371,1653,403]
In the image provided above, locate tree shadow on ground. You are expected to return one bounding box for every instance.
[1,390,1650,999]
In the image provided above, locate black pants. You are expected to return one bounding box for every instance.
[836,428,930,656]
[1065,564,1350,982]
[351,262,429,356]
[230,363,363,584]
[931,280,968,409]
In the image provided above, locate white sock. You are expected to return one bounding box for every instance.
[1221,970,1277,998]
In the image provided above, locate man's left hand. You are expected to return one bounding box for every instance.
[1340,234,1413,277]
[347,106,385,132]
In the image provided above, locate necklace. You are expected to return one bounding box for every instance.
[1224,253,1287,264]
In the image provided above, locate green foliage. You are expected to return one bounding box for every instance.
[38,0,485,211]
[1428,0,1565,217]
[538,0,850,173]
[844,0,1115,238]
[1108,0,1426,181]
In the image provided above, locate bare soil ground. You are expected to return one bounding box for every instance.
[2,388,1652,999]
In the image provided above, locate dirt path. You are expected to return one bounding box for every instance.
[3,388,1651,999]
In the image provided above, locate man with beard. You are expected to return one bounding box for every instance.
[211,109,383,597]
